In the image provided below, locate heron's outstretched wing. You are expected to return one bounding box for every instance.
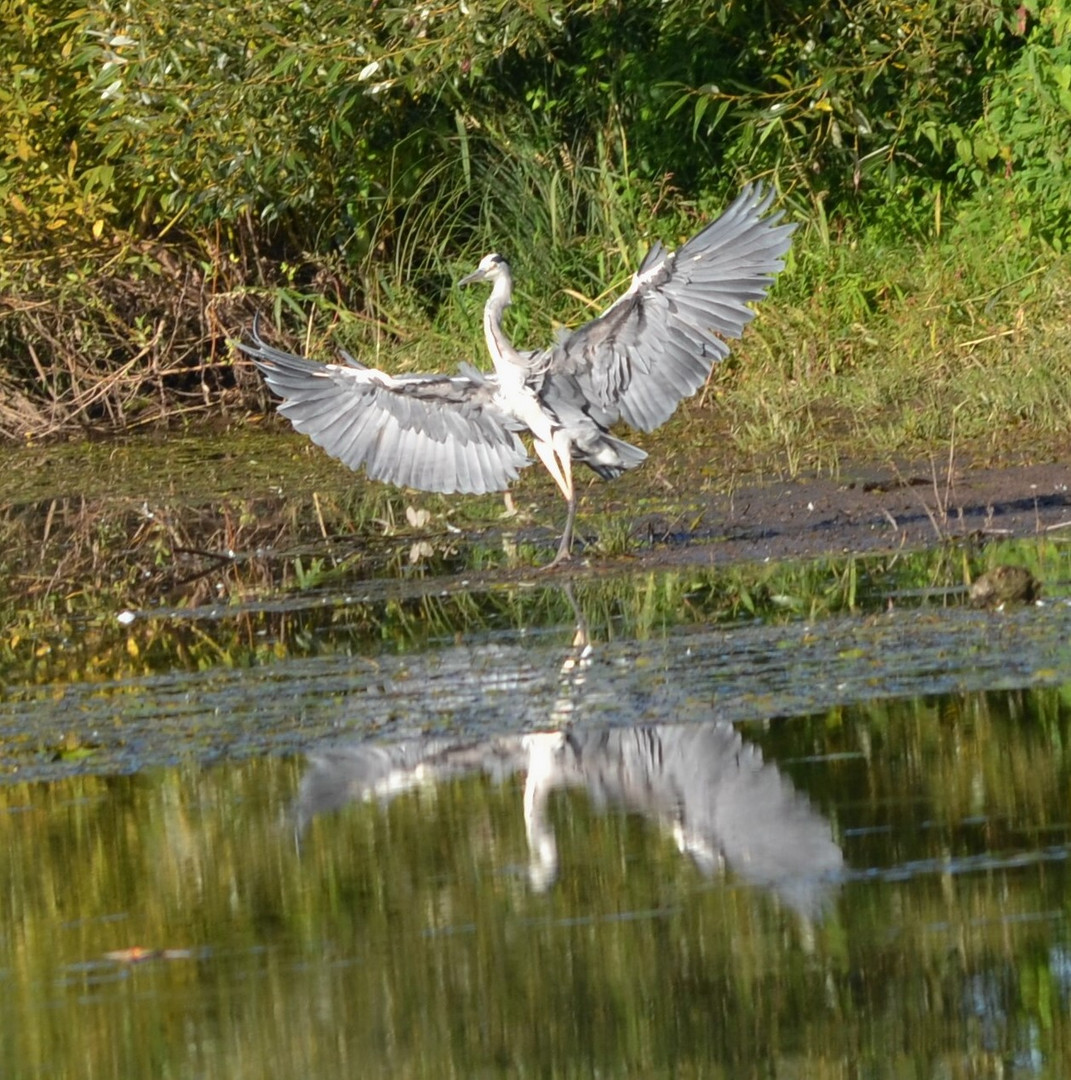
[240,327,530,495]
[552,184,795,432]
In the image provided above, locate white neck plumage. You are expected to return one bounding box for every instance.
[483,272,528,385]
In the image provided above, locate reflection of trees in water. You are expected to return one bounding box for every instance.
[295,718,843,919]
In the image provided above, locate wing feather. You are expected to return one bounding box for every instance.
[453,436,473,494]
[553,183,794,433]
[240,328,531,495]
[390,424,416,491]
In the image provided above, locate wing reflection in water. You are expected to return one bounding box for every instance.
[522,724,843,915]
[295,715,842,920]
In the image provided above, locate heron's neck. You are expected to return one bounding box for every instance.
[483,273,526,382]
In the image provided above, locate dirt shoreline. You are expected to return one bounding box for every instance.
[614,460,1071,568]
[2,430,1069,586]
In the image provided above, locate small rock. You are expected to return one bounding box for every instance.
[969,565,1041,607]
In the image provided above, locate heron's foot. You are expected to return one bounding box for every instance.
[538,548,573,572]
[538,533,575,571]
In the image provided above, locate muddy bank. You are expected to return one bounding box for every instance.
[637,459,1071,569]
[2,429,1070,601]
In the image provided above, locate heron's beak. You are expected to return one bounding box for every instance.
[458,267,487,287]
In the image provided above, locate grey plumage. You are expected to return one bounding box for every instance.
[243,332,530,497]
[551,185,794,433]
[241,183,793,565]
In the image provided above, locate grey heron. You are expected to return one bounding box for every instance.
[241,184,794,566]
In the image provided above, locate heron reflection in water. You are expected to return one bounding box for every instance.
[242,185,793,566]
[293,641,842,919]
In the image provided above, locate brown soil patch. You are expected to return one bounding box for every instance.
[614,461,1071,568]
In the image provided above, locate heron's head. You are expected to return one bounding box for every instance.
[459,253,510,287]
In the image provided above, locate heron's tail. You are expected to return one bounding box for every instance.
[577,433,647,480]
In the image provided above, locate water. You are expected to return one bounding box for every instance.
[3,436,1071,1078]
[3,556,1071,1076]
[3,690,1069,1076]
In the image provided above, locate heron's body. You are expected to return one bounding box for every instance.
[241,184,794,566]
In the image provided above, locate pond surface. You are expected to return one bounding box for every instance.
[2,437,1071,1077]
[4,582,1071,1076]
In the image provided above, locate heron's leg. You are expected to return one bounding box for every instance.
[542,432,576,570]
[546,492,577,567]
[533,438,571,501]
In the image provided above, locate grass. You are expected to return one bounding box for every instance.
[3,125,1071,594]
[711,216,1071,475]
[4,116,1070,477]
[289,136,1071,493]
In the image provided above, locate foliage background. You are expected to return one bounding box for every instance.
[0,0,1069,449]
